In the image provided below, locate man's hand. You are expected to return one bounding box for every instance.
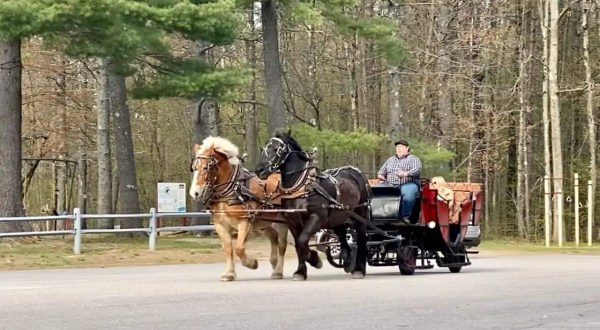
[396,170,408,178]
[378,174,386,181]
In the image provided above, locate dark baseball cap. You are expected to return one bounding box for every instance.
[394,139,409,147]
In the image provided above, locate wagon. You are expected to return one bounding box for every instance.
[318,178,484,275]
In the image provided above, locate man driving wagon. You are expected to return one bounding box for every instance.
[372,139,422,225]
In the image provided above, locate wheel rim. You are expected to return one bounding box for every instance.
[327,237,341,258]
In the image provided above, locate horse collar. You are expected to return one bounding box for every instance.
[211,164,241,201]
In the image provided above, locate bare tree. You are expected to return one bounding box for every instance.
[95,58,114,229]
[538,0,553,241]
[244,6,258,166]
[0,40,29,231]
[435,0,454,148]
[261,0,288,135]
[582,0,596,239]
[548,0,564,243]
[187,40,220,231]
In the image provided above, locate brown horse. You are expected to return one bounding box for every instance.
[189,136,289,281]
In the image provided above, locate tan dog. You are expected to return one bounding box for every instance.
[431,176,462,223]
[430,176,454,203]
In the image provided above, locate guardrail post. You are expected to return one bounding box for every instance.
[73,207,82,255]
[588,180,593,246]
[149,207,157,251]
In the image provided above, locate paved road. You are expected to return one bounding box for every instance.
[1,253,599,330]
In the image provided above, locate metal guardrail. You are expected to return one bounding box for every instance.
[0,208,215,255]
[0,208,305,254]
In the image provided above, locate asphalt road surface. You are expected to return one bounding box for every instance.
[2,253,599,330]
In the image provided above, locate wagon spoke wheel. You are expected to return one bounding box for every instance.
[325,239,345,269]
[397,246,416,275]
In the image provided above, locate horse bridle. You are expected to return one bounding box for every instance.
[191,153,240,205]
[262,137,317,174]
[261,138,292,173]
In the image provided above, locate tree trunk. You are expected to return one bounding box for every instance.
[261,0,288,135]
[96,58,114,229]
[188,40,220,231]
[110,71,143,233]
[582,0,596,240]
[539,0,553,241]
[0,40,30,232]
[467,3,486,184]
[244,9,258,167]
[55,59,68,230]
[548,0,564,243]
[388,68,403,138]
[436,1,453,148]
[516,0,533,239]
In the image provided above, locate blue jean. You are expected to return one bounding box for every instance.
[373,181,419,218]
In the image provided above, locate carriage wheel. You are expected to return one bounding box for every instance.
[325,240,345,269]
[397,246,416,275]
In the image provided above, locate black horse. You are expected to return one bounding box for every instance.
[255,131,371,280]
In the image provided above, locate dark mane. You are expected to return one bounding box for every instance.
[275,131,303,152]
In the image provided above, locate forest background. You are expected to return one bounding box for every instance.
[0,0,596,244]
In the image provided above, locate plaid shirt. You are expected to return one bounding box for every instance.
[377,154,422,186]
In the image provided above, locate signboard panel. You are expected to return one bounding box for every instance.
[157,182,187,213]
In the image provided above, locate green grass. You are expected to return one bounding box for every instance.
[0,234,222,270]
[477,239,600,255]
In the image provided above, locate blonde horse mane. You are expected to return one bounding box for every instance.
[198,136,240,165]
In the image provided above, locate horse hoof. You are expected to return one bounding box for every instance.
[351,271,365,279]
[292,274,306,281]
[220,274,235,282]
[271,272,283,280]
[244,259,259,270]
[315,258,323,269]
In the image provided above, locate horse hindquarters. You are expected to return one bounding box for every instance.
[336,168,370,278]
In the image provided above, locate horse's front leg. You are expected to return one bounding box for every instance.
[293,213,323,281]
[213,220,236,281]
[235,218,258,270]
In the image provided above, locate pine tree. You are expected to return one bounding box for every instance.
[0,0,244,229]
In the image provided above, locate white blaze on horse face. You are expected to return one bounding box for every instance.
[189,168,205,199]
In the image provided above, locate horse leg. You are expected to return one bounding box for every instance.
[235,220,258,270]
[293,213,323,281]
[274,223,288,279]
[333,225,352,272]
[288,222,307,281]
[260,223,287,279]
[213,221,236,281]
[351,221,368,279]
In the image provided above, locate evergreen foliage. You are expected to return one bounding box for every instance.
[291,122,385,153]
[0,0,245,100]
[284,0,406,65]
